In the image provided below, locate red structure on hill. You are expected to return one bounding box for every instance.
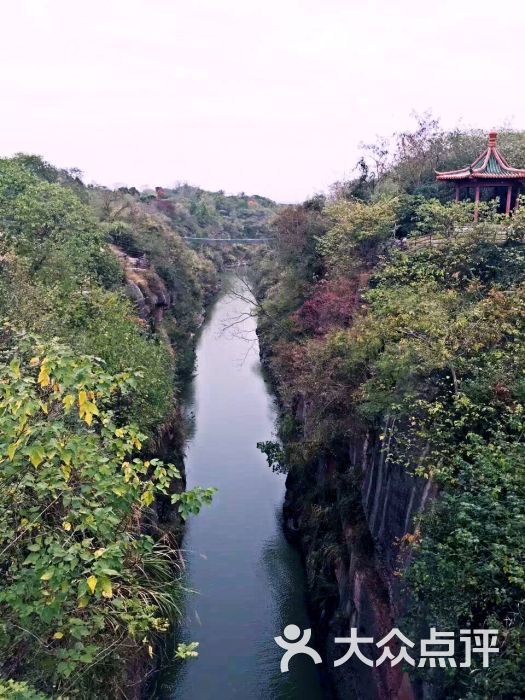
[436,132,525,221]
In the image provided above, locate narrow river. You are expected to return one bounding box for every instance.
[157,277,324,700]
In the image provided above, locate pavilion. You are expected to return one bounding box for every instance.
[435,132,525,221]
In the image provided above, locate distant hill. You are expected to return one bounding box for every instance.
[134,184,279,240]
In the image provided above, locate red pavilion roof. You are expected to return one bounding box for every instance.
[436,132,525,181]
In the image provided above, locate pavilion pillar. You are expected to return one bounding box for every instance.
[474,184,480,222]
[455,184,460,203]
[505,185,512,215]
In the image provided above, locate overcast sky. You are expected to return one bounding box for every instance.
[0,0,523,202]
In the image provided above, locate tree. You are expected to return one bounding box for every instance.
[320,196,399,272]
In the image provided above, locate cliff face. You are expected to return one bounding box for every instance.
[110,244,172,326]
[110,241,189,520]
[283,415,435,700]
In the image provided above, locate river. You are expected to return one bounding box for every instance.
[157,277,324,700]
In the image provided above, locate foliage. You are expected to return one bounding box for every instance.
[0,680,49,699]
[272,204,325,275]
[507,195,525,242]
[174,642,199,660]
[252,203,328,351]
[0,156,217,437]
[0,331,213,696]
[319,196,399,272]
[256,440,287,474]
[413,198,476,236]
[171,487,216,520]
[145,184,278,241]
[0,160,120,290]
[291,277,359,336]
[0,156,218,695]
[90,186,219,376]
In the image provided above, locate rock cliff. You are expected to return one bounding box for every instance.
[283,414,436,700]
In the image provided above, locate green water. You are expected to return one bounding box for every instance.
[157,278,325,699]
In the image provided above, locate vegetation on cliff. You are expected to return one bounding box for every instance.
[145,184,277,240]
[256,117,525,698]
[0,156,217,696]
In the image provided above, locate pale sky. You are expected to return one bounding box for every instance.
[1,0,524,202]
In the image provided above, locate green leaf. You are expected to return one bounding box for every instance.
[28,445,45,468]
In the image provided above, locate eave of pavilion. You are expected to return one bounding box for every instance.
[453,178,523,188]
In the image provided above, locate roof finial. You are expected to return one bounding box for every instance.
[489,131,497,147]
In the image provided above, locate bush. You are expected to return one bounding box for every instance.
[0,331,213,696]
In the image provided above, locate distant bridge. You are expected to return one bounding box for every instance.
[182,237,272,244]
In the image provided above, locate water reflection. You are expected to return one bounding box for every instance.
[260,522,328,700]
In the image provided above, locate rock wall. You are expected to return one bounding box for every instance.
[110,243,172,333]
[284,416,436,700]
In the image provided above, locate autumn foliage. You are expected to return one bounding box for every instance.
[292,277,360,335]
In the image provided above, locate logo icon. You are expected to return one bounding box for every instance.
[274,625,322,673]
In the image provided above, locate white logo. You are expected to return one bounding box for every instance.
[274,626,500,671]
[274,624,323,673]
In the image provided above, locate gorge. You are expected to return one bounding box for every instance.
[156,277,324,700]
[1,122,525,700]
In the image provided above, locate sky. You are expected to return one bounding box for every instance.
[0,0,524,202]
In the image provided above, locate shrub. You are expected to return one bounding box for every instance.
[0,330,213,696]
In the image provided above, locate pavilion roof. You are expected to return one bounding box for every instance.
[436,132,525,181]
